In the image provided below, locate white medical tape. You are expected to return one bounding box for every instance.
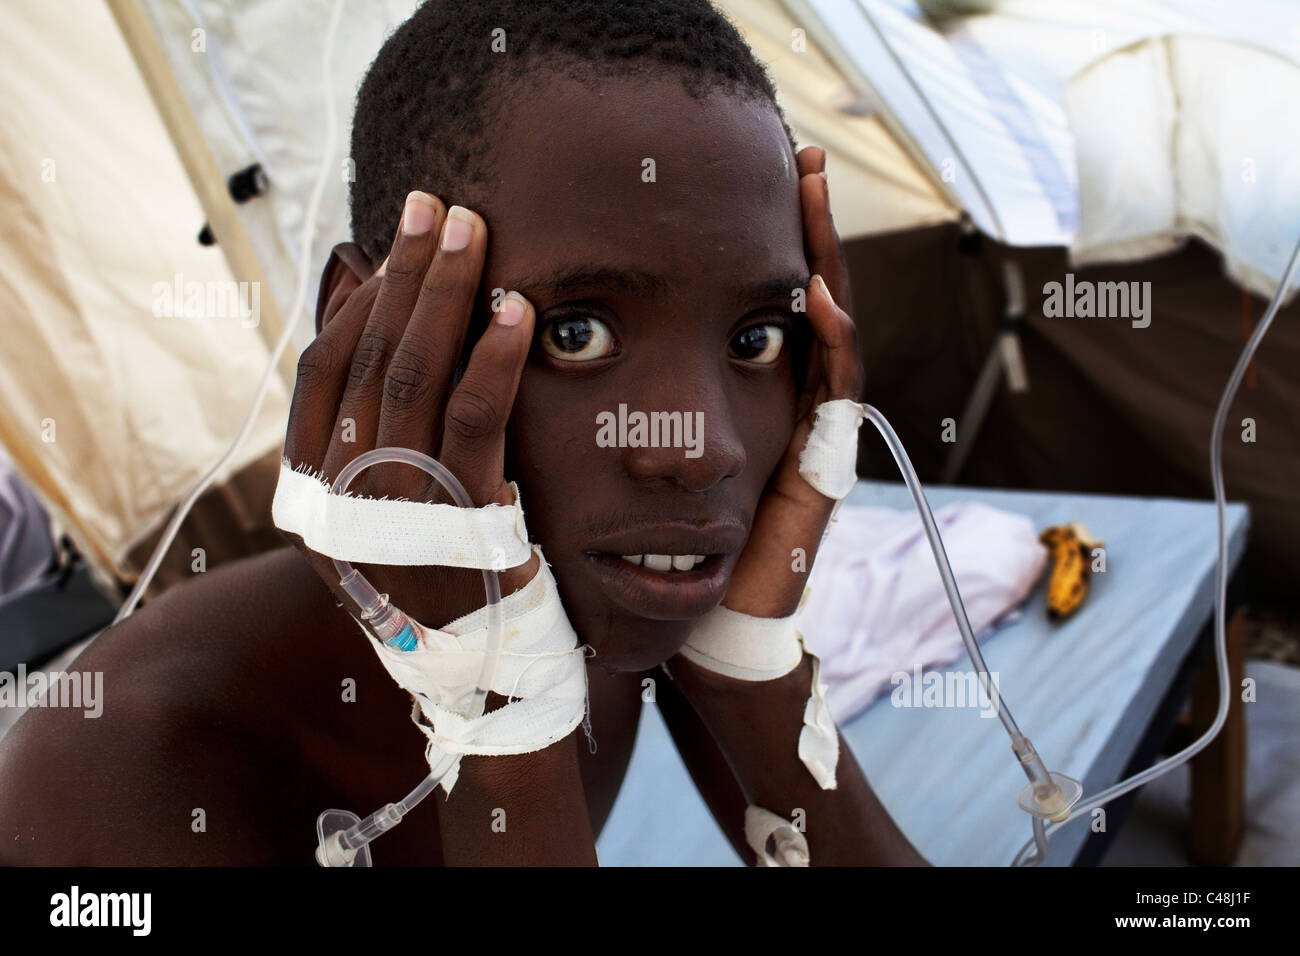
[677,604,803,680]
[681,593,839,790]
[271,459,532,569]
[359,551,588,795]
[797,398,867,500]
[744,805,810,867]
[800,651,839,790]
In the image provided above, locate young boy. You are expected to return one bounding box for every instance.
[0,0,926,866]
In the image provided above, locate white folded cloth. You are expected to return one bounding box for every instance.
[796,502,1048,723]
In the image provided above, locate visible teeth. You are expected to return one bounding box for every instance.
[622,554,706,572]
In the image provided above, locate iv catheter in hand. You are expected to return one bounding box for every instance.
[314,446,504,868]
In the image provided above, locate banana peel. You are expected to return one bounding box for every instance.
[1039,522,1103,620]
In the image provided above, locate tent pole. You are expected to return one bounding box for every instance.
[942,258,1029,484]
[105,0,299,389]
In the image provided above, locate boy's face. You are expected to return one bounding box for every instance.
[479,73,808,673]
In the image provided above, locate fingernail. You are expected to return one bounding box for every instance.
[496,291,526,327]
[376,256,388,276]
[441,205,475,252]
[812,274,832,302]
[402,191,437,235]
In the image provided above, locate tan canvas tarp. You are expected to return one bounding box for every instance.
[0,0,289,596]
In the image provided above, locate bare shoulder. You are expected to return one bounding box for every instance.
[0,547,370,864]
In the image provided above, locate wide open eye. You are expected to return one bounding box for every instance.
[540,315,616,362]
[729,323,785,364]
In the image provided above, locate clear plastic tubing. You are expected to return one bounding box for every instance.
[863,405,1099,863]
[863,229,1300,867]
[862,407,1022,740]
[325,447,504,855]
[1007,230,1300,866]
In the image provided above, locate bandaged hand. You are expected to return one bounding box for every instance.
[275,192,587,790]
[667,146,864,797]
[280,191,540,624]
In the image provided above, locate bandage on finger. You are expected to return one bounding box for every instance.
[682,396,863,787]
[797,397,867,500]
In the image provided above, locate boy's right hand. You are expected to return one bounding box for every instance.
[280,191,540,627]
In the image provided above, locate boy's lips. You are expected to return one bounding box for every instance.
[583,552,734,620]
[581,521,747,619]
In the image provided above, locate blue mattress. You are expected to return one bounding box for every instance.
[594,481,1250,866]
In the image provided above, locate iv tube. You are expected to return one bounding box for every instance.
[1007,230,1300,866]
[860,229,1300,865]
[316,447,504,866]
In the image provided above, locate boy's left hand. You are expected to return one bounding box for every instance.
[716,145,865,619]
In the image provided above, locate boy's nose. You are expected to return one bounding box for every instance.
[617,372,746,493]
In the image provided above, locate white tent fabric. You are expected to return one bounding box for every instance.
[132,0,1300,339]
[792,0,1300,297]
[1068,34,1300,299]
[136,0,421,355]
[0,0,289,588]
[717,0,956,237]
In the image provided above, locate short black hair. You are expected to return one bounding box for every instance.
[349,0,796,265]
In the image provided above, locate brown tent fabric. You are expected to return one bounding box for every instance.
[844,224,1300,599]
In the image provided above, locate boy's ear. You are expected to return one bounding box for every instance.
[315,241,377,334]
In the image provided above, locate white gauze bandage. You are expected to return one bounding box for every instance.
[272,460,532,569]
[271,461,586,795]
[679,591,839,790]
[797,398,867,500]
[360,551,588,795]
